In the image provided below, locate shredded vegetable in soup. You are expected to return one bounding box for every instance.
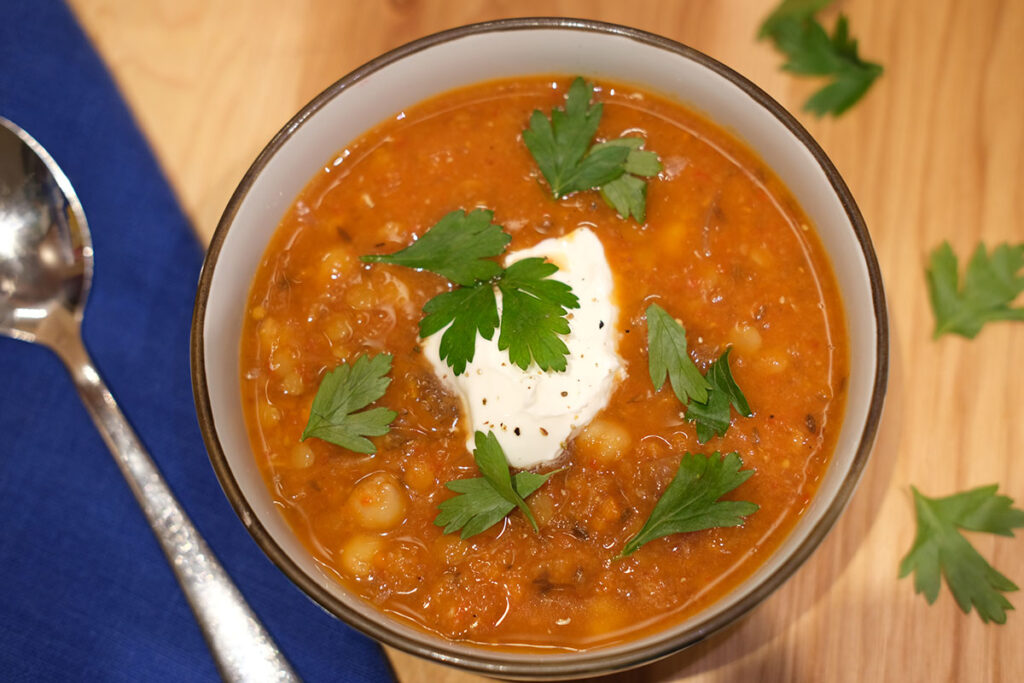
[239,76,848,650]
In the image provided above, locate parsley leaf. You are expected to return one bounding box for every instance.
[362,208,509,286]
[592,138,663,223]
[758,0,832,37]
[646,303,711,405]
[364,210,579,374]
[899,485,1024,624]
[524,78,662,222]
[647,305,751,441]
[600,174,648,223]
[434,431,556,539]
[619,452,758,557]
[926,241,1024,339]
[523,77,629,198]
[301,353,397,454]
[619,141,663,177]
[759,0,883,116]
[497,257,581,372]
[685,348,753,443]
[418,283,499,376]
[470,430,541,532]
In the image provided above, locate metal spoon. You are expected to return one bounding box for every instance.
[0,117,298,682]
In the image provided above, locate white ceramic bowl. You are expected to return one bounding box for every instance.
[192,18,888,679]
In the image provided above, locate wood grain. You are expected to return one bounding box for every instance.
[68,0,1023,680]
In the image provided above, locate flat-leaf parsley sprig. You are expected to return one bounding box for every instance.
[619,452,758,557]
[900,485,1024,624]
[363,208,580,375]
[302,353,398,454]
[523,77,662,223]
[925,241,1024,339]
[362,208,509,285]
[758,0,883,117]
[434,431,558,539]
[647,302,710,405]
[684,348,753,443]
[646,303,752,442]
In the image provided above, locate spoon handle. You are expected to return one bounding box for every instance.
[45,309,299,683]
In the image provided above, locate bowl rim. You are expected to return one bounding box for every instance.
[191,16,889,679]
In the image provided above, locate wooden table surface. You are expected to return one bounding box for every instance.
[68,1,1023,680]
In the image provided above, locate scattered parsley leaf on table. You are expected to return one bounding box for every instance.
[361,208,509,286]
[434,431,556,539]
[364,209,579,374]
[759,0,832,37]
[925,241,1024,339]
[301,353,397,453]
[646,303,711,405]
[497,257,580,372]
[684,348,753,443]
[524,78,662,222]
[758,0,883,116]
[899,485,1024,624]
[619,452,758,557]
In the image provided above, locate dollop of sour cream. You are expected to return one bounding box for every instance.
[423,227,622,469]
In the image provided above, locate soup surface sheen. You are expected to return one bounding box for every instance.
[240,76,848,651]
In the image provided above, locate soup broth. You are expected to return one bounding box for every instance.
[239,76,848,650]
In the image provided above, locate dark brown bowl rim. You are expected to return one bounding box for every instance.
[191,16,889,680]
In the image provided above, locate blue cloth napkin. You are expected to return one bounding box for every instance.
[0,2,397,680]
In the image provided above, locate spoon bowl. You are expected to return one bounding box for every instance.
[0,119,89,343]
[0,116,297,682]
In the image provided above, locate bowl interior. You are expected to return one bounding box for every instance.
[194,19,885,678]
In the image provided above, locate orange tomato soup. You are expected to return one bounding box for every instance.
[240,77,848,650]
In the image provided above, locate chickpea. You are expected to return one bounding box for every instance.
[347,472,408,530]
[269,344,295,375]
[590,496,622,533]
[324,313,353,346]
[435,535,469,566]
[280,370,305,396]
[258,402,281,427]
[257,317,279,349]
[545,553,581,585]
[403,458,435,493]
[730,324,762,355]
[529,492,555,527]
[290,443,314,469]
[575,418,632,466]
[759,353,789,374]
[370,270,415,317]
[268,325,299,376]
[343,278,378,311]
[340,534,382,579]
[318,245,358,284]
